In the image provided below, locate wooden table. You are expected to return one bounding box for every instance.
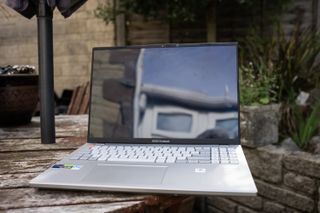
[0,115,194,212]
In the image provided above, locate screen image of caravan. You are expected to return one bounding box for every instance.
[89,45,238,141]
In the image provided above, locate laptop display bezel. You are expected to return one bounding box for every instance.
[87,43,241,145]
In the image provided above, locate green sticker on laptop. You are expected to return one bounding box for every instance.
[52,164,82,170]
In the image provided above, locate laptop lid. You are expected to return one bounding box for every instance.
[88,43,240,145]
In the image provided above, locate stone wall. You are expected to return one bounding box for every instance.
[0,0,114,95]
[207,135,320,212]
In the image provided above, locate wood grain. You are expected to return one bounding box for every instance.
[0,188,148,210]
[0,150,72,175]
[0,115,88,140]
[5,201,144,213]
[0,115,191,212]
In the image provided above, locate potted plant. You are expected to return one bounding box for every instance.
[239,23,320,149]
[0,65,38,126]
[239,30,281,148]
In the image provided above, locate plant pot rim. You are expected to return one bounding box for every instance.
[0,74,38,77]
[240,103,281,109]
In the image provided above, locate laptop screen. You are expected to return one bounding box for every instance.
[89,44,239,144]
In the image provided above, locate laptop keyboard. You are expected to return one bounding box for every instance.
[70,144,238,164]
[70,145,239,164]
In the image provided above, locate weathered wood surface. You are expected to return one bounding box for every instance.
[0,115,189,212]
[0,188,148,209]
[0,138,85,153]
[5,202,143,213]
[0,115,88,140]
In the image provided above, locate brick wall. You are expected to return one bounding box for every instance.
[0,0,114,95]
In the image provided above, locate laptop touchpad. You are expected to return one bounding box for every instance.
[83,164,167,185]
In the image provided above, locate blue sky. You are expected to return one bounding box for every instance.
[142,45,237,100]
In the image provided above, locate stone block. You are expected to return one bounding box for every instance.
[284,172,316,195]
[240,104,280,148]
[85,0,104,11]
[88,32,115,43]
[319,187,320,212]
[53,22,67,35]
[207,197,237,213]
[256,180,314,212]
[55,41,88,56]
[283,152,320,178]
[55,33,83,43]
[280,138,300,151]
[69,9,90,20]
[86,18,109,33]
[0,25,19,39]
[15,22,37,38]
[62,54,89,63]
[237,206,258,213]
[227,196,262,210]
[284,208,302,213]
[307,136,320,154]
[61,64,88,76]
[243,145,285,183]
[65,19,88,34]
[263,201,286,213]
[208,205,225,213]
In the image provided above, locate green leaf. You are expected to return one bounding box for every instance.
[259,97,270,104]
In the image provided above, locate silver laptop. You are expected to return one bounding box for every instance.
[30,43,257,195]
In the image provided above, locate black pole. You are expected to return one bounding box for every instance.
[37,0,55,144]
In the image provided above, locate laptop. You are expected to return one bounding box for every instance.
[30,43,257,195]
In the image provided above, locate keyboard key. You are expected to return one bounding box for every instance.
[220,160,230,164]
[98,155,110,161]
[88,156,99,161]
[199,160,211,164]
[189,157,210,160]
[156,158,166,163]
[166,157,176,163]
[187,159,198,164]
[79,155,90,160]
[176,159,187,163]
[212,160,220,164]
[69,155,82,160]
[107,158,155,163]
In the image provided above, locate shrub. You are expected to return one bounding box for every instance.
[239,25,320,105]
[287,103,320,149]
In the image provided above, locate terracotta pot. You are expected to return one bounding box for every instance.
[0,74,38,126]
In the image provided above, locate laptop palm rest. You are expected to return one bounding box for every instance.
[82,164,168,185]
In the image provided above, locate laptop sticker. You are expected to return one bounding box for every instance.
[52,164,82,170]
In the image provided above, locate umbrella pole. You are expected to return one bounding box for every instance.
[37,0,55,144]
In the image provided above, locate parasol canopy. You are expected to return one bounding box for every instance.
[6,0,87,18]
